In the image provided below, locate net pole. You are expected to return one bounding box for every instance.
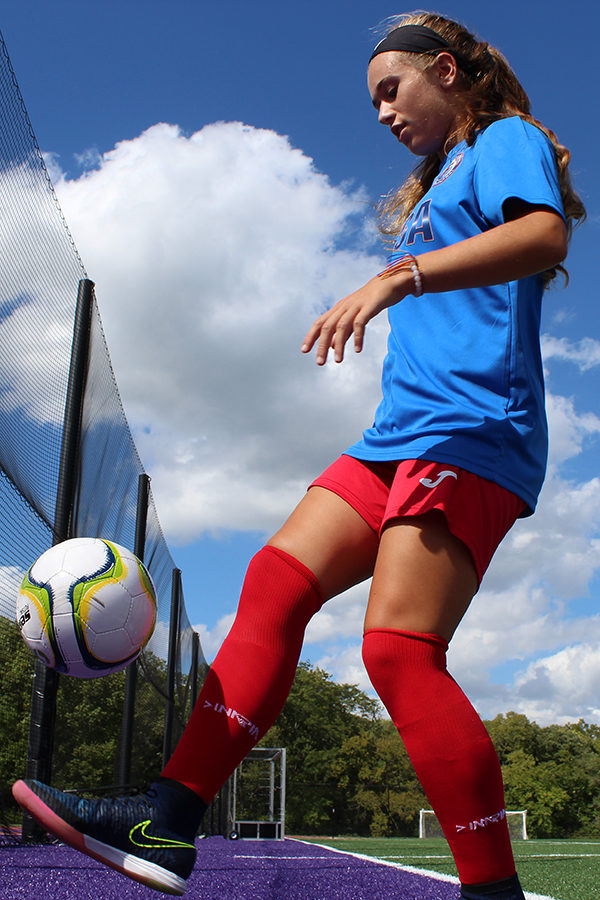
[280,748,286,839]
[53,279,95,543]
[269,757,275,820]
[23,278,94,839]
[117,474,150,788]
[162,567,181,767]
[190,631,200,710]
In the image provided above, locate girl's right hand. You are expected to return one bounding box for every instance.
[301,271,412,366]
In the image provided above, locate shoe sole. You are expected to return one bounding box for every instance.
[12,780,188,896]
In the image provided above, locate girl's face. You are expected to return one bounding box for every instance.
[367,52,462,158]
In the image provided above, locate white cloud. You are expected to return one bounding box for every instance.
[544,394,600,472]
[194,611,236,661]
[316,642,375,699]
[513,644,600,725]
[54,122,387,539]
[542,334,600,371]
[304,581,369,645]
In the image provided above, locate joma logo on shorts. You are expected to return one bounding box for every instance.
[419,470,458,489]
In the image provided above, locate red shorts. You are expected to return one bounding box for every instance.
[310,456,525,584]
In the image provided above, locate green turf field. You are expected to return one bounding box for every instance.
[304,837,600,899]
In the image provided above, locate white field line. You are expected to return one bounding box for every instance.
[537,840,600,845]
[234,855,334,860]
[516,853,600,859]
[378,852,600,861]
[291,839,560,900]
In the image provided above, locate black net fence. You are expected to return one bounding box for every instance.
[0,31,207,840]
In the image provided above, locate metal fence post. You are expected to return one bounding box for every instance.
[190,631,200,711]
[162,568,181,767]
[52,279,95,546]
[23,278,94,839]
[117,473,150,789]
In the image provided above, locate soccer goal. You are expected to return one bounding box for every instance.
[419,809,528,841]
[231,748,286,840]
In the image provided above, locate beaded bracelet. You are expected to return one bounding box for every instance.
[377,253,424,298]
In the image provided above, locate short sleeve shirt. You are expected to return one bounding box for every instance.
[346,117,565,513]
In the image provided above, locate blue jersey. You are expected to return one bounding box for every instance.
[346,117,565,514]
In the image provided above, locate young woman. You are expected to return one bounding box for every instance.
[13,12,584,900]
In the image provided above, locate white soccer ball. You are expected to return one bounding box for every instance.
[16,537,157,678]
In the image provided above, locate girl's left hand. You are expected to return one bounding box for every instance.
[301,273,411,365]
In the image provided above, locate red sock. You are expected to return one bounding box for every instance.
[161,546,322,802]
[362,628,515,886]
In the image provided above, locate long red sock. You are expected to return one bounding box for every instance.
[161,545,322,803]
[362,628,515,886]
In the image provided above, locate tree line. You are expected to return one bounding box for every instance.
[256,663,600,839]
[1,616,599,838]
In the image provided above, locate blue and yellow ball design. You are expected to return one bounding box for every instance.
[16,537,157,678]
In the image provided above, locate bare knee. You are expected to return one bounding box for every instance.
[364,513,477,642]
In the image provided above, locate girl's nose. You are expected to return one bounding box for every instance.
[378,102,395,126]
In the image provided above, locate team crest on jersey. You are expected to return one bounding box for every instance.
[432,152,464,186]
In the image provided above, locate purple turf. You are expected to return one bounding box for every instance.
[0,836,461,899]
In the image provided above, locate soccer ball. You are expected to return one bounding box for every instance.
[16,537,157,678]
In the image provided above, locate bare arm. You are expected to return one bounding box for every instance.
[302,205,567,366]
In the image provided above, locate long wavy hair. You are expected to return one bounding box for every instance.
[375,12,586,284]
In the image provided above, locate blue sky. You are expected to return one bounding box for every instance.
[3,0,600,725]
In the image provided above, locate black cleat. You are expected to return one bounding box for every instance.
[12,777,206,895]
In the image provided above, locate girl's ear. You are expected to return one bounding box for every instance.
[433,51,460,88]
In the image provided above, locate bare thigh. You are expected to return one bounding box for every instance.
[365,511,478,642]
[267,486,379,600]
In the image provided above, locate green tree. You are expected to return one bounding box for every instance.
[330,722,426,836]
[129,650,172,785]
[261,663,427,836]
[0,617,35,823]
[53,669,127,788]
[486,712,541,762]
[53,649,170,790]
[263,662,380,834]
[536,720,600,837]
[486,713,600,838]
[501,748,570,837]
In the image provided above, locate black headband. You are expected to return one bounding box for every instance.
[369,24,450,62]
